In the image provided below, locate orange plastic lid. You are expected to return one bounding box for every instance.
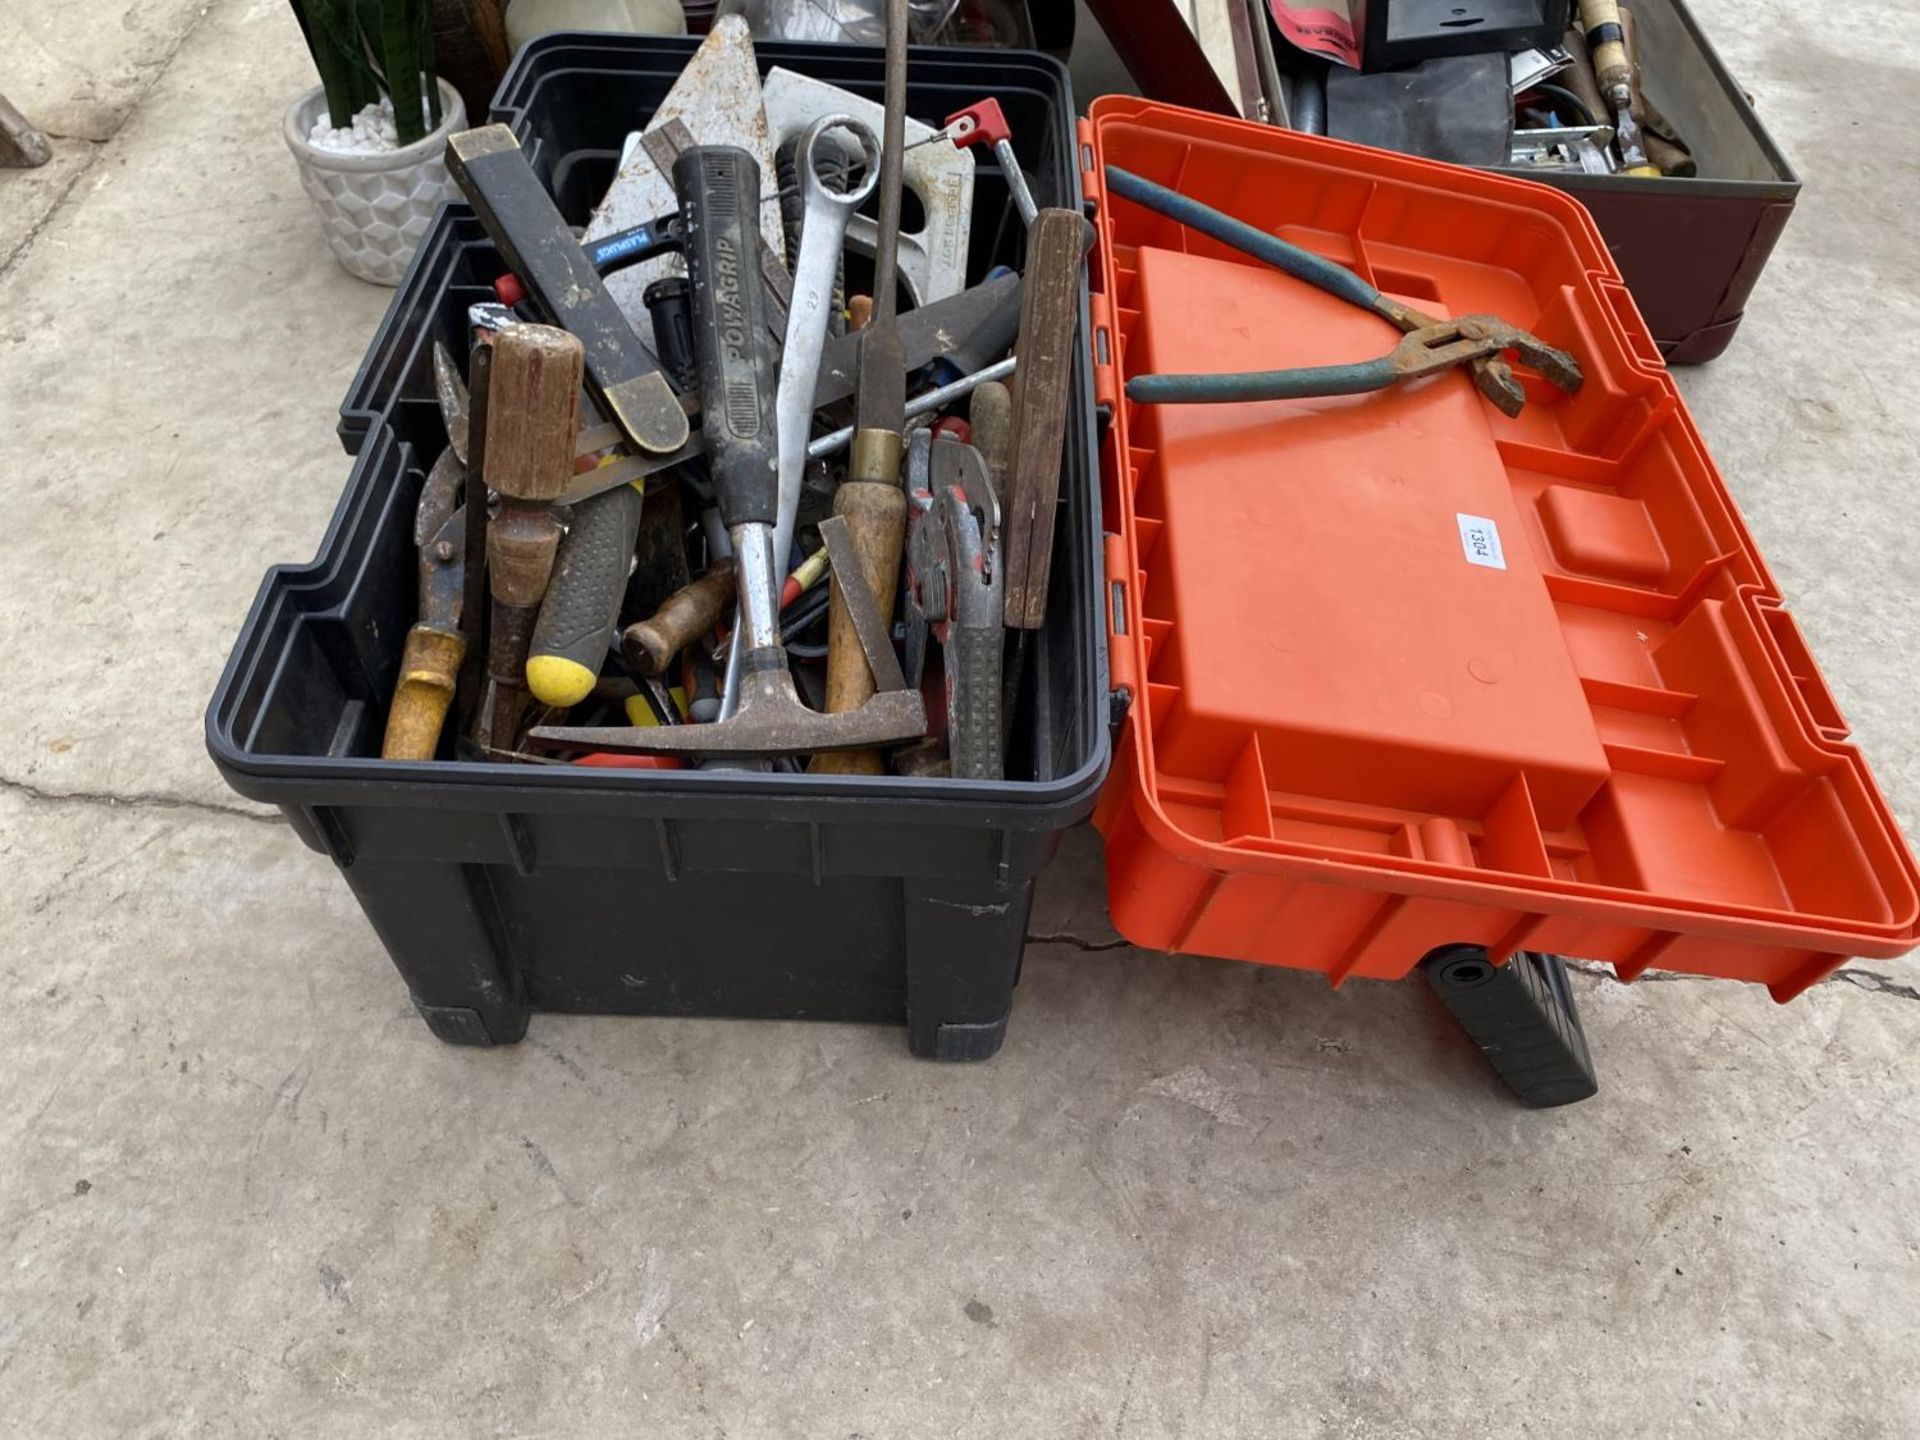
[1084,98,1918,992]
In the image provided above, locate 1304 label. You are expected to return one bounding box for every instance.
[1456,513,1507,571]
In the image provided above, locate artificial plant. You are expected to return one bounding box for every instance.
[290,0,443,146]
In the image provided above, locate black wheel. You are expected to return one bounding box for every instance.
[1422,946,1599,1109]
[1428,948,1498,991]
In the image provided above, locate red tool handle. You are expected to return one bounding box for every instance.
[494,272,527,308]
[572,752,682,770]
[942,98,1010,150]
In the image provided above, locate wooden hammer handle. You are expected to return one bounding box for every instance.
[483,324,584,503]
[809,481,907,777]
[621,558,736,678]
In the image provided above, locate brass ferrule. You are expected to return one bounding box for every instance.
[849,428,905,486]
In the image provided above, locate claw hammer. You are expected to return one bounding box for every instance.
[529,143,925,760]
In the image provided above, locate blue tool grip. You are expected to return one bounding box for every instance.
[1126,358,1399,405]
[1104,166,1381,313]
[585,217,680,275]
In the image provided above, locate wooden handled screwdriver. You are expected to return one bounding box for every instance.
[811,0,911,777]
[1577,0,1661,176]
[470,324,585,751]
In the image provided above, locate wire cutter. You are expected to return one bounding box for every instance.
[1104,167,1584,417]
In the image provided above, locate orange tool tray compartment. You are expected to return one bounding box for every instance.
[1081,97,1919,996]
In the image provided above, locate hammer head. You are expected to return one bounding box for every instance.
[528,650,927,759]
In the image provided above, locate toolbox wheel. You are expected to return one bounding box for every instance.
[1430,950,1496,989]
[1421,945,1599,1109]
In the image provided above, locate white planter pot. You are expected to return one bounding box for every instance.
[283,80,468,287]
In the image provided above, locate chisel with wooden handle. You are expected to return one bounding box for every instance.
[1576,0,1661,176]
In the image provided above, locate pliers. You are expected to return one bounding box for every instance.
[1104,167,1584,418]
[902,429,1006,781]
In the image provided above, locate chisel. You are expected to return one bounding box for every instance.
[1576,0,1661,177]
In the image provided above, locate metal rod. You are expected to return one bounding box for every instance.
[1249,0,1291,129]
[873,0,909,326]
[809,356,1018,460]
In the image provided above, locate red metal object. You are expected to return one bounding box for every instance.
[940,97,1012,149]
[572,751,681,769]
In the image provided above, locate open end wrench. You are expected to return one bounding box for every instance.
[720,114,881,718]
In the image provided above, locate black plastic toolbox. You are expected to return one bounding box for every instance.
[206,36,1108,1060]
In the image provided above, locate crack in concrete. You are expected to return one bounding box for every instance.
[1829,969,1920,1003]
[0,0,221,279]
[1026,931,1130,953]
[1564,958,1689,983]
[1565,956,1916,1004]
[0,157,97,279]
[0,775,282,828]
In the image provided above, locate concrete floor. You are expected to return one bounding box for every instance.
[2,1,1917,1433]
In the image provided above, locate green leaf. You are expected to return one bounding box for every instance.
[379,0,427,145]
[418,0,443,129]
[291,0,366,127]
[300,0,383,120]
[301,0,436,141]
